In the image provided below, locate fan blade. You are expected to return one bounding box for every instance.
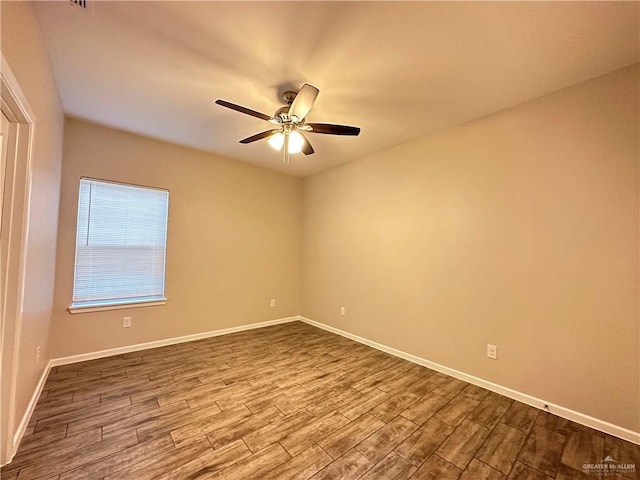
[307,123,360,136]
[288,84,319,122]
[300,132,314,155]
[239,129,280,144]
[215,99,273,121]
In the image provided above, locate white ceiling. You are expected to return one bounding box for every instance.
[35,1,639,177]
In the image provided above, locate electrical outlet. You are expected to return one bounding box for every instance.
[122,316,132,328]
[270,299,276,307]
[339,306,346,316]
[36,345,41,362]
[487,344,498,360]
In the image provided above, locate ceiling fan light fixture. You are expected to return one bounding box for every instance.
[287,131,304,154]
[268,132,284,150]
[268,130,304,155]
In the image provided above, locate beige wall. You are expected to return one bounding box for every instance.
[302,64,639,432]
[1,1,64,462]
[50,118,302,358]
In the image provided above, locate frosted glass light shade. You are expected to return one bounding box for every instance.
[268,132,284,150]
[288,131,304,154]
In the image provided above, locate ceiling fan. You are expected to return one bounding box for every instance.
[215,84,360,163]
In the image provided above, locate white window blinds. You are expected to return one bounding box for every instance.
[72,178,169,309]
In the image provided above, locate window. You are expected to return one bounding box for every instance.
[70,178,169,312]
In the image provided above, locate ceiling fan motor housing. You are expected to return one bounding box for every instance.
[275,91,298,123]
[274,105,290,123]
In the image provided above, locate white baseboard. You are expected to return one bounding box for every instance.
[299,316,640,445]
[3,360,53,467]
[50,316,299,367]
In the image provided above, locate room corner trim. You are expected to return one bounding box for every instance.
[49,316,300,367]
[298,316,640,445]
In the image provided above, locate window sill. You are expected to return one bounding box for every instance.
[68,298,167,314]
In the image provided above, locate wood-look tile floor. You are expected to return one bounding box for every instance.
[2,322,638,480]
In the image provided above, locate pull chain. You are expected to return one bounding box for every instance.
[282,132,290,163]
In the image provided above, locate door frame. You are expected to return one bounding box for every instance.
[0,53,36,466]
